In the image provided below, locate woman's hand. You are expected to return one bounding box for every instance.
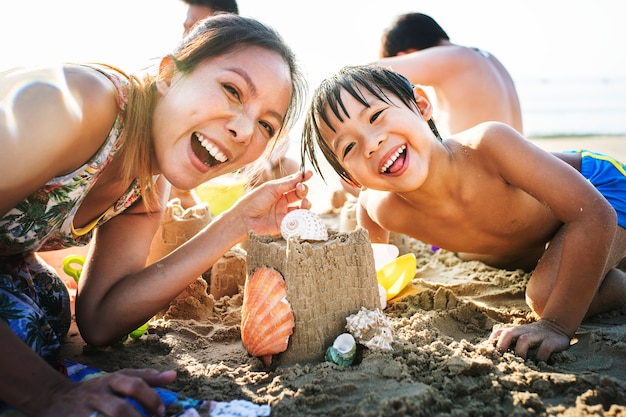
[489,319,572,362]
[228,170,312,238]
[38,368,177,417]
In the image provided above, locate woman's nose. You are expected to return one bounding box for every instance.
[228,114,254,145]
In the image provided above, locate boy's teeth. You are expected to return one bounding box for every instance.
[195,132,227,162]
[381,145,406,173]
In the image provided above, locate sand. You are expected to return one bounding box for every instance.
[59,135,626,416]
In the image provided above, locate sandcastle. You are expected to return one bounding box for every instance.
[246,227,381,365]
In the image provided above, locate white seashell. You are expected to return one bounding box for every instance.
[345,307,394,351]
[280,209,329,241]
[325,333,356,366]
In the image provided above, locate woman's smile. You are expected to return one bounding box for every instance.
[191,132,228,168]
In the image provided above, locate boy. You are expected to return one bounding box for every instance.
[301,65,626,362]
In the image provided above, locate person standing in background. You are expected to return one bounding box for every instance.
[182,0,239,36]
[377,12,522,136]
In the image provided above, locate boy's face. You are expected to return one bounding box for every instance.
[318,87,435,192]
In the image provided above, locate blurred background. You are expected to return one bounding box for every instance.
[2,0,625,137]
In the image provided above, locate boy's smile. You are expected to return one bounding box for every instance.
[380,144,407,174]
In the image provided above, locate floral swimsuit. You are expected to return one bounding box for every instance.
[0,64,143,376]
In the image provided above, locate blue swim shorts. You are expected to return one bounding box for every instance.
[576,150,626,228]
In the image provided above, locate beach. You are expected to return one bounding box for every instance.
[58,135,626,416]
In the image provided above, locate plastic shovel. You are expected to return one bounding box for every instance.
[376,253,417,301]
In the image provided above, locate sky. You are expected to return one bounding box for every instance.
[1,0,624,137]
[1,0,624,82]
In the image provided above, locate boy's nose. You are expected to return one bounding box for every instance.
[367,138,385,157]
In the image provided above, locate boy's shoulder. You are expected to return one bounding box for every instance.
[451,122,518,148]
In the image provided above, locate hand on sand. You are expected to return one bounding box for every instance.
[41,368,176,417]
[489,319,571,362]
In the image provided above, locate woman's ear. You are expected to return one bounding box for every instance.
[156,56,176,94]
[413,85,434,121]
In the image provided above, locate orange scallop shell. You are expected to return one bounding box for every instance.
[241,267,294,367]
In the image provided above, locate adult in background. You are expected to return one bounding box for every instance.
[182,0,239,36]
[378,12,522,136]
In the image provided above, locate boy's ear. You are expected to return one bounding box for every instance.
[156,56,176,93]
[413,86,434,121]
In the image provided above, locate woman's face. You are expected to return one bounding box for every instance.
[152,46,292,190]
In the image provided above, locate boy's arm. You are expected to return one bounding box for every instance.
[481,123,616,359]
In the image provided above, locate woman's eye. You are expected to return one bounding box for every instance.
[343,142,355,158]
[259,121,276,138]
[224,84,241,101]
[370,109,384,123]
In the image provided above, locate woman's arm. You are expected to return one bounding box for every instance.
[76,171,312,346]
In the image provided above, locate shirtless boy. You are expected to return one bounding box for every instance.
[302,65,626,362]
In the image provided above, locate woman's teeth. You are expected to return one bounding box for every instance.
[380,145,406,173]
[195,132,227,163]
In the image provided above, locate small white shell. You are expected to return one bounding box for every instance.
[325,333,356,366]
[346,307,394,351]
[280,209,329,241]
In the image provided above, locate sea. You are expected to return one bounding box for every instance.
[517,76,626,137]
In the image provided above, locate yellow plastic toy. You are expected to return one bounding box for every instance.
[376,253,417,301]
[194,173,247,216]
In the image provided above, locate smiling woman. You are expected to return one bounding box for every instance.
[0,14,312,417]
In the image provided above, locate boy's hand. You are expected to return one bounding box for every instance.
[489,319,571,362]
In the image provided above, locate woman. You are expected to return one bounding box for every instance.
[0,14,310,416]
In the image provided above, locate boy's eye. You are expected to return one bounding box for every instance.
[370,109,384,123]
[343,142,355,158]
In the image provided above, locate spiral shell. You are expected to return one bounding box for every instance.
[280,209,329,242]
[241,267,294,367]
[346,307,394,351]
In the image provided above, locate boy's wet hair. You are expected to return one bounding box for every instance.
[302,64,439,186]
